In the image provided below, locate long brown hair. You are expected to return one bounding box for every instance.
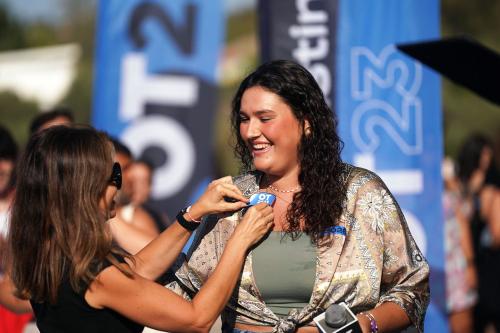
[231,60,347,244]
[8,125,128,303]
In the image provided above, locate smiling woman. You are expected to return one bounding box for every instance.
[168,60,430,333]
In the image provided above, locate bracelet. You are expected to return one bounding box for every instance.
[360,312,378,333]
[176,207,200,231]
[186,205,201,223]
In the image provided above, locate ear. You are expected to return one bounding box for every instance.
[303,119,311,136]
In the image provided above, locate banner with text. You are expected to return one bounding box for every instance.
[259,0,446,331]
[93,0,224,216]
[336,1,446,330]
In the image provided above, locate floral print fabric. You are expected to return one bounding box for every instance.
[166,165,429,332]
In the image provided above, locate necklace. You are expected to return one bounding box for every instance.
[265,175,301,193]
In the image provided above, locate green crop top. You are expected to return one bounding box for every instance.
[252,232,316,318]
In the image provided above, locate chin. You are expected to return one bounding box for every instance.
[252,159,273,173]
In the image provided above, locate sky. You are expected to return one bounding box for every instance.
[0,0,255,23]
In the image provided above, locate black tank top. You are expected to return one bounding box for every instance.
[471,190,500,314]
[30,259,143,333]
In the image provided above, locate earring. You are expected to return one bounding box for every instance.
[305,127,311,136]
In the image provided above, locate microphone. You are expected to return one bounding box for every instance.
[313,302,362,333]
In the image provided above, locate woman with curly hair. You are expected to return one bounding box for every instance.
[168,60,429,333]
[7,125,274,333]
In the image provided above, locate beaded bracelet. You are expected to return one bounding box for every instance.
[186,205,202,223]
[360,312,378,333]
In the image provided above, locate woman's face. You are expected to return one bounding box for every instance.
[0,159,15,195]
[100,185,118,220]
[99,162,120,219]
[239,86,306,177]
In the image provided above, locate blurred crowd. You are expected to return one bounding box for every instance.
[443,133,500,333]
[0,108,171,333]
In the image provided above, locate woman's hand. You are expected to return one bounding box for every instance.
[188,176,249,220]
[230,203,274,248]
[356,314,371,333]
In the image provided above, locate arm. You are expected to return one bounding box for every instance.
[488,190,500,247]
[455,199,478,288]
[0,274,33,314]
[130,176,249,280]
[86,203,274,332]
[353,175,430,333]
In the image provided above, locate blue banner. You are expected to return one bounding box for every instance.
[337,1,446,331]
[93,0,224,215]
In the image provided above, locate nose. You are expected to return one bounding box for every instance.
[244,118,261,140]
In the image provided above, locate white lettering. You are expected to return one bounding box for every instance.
[119,53,198,122]
[121,115,196,199]
[289,0,331,103]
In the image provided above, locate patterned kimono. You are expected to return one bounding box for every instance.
[167,164,429,332]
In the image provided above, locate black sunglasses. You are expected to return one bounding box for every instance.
[109,162,122,189]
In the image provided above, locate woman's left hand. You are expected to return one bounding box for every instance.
[188,176,249,220]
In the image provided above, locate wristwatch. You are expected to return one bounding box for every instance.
[176,206,200,231]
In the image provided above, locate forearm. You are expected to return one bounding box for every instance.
[357,302,411,333]
[0,275,33,314]
[190,237,247,330]
[456,209,475,262]
[131,221,192,280]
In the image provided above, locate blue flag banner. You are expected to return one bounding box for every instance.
[259,0,447,330]
[93,0,224,215]
[337,1,446,331]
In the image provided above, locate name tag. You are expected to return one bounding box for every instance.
[248,192,276,206]
[321,226,347,237]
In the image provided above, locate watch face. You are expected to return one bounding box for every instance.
[248,192,276,206]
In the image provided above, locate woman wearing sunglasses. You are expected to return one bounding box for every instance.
[7,125,274,333]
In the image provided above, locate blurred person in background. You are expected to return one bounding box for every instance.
[127,159,171,232]
[457,133,500,333]
[442,157,477,333]
[0,126,33,333]
[28,107,74,135]
[0,126,17,245]
[109,138,160,254]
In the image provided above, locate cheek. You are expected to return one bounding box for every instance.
[100,187,117,209]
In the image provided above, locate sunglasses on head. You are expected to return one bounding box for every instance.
[109,162,122,189]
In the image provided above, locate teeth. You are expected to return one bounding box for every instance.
[253,144,270,150]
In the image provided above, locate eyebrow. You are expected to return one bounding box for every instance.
[239,109,276,116]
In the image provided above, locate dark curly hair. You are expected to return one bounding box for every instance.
[231,60,346,243]
[456,133,495,192]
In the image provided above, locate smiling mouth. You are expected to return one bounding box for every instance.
[250,143,272,155]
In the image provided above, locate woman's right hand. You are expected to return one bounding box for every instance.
[188,176,249,220]
[231,203,274,248]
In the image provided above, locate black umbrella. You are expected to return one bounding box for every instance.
[397,36,500,106]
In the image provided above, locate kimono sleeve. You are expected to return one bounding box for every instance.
[353,173,430,332]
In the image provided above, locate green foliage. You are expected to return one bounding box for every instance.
[1,1,499,161]
[0,1,95,149]
[226,9,257,43]
[441,0,500,157]
[0,92,39,147]
[0,4,26,50]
